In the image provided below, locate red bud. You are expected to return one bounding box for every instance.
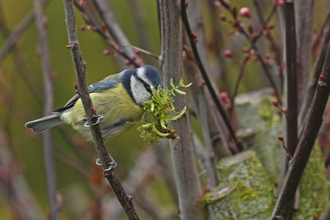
[278,135,284,142]
[239,7,251,18]
[74,82,78,90]
[272,99,279,107]
[224,50,234,58]
[103,49,111,55]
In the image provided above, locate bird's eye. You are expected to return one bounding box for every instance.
[146,85,152,94]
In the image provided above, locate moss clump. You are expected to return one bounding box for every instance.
[133,79,191,146]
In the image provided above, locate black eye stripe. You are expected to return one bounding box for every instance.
[135,76,152,94]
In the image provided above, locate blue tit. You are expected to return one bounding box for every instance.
[25,65,162,141]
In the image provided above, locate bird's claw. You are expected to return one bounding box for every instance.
[84,115,104,127]
[96,153,117,171]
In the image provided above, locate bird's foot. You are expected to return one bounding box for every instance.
[84,115,104,127]
[96,153,117,171]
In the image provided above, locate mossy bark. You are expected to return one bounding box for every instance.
[217,150,275,220]
[293,142,329,220]
[204,182,241,220]
[234,89,329,219]
[235,88,282,183]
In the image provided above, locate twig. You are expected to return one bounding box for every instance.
[283,0,298,157]
[0,0,51,64]
[230,55,249,112]
[313,12,330,53]
[33,0,58,219]
[183,32,232,160]
[62,1,140,219]
[181,0,243,151]
[198,87,220,187]
[159,0,204,219]
[72,0,139,68]
[253,2,283,86]
[122,45,160,60]
[127,0,157,66]
[271,22,330,220]
[299,26,330,129]
[0,1,52,101]
[92,0,138,63]
[229,4,282,105]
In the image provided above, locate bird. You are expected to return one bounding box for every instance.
[25,65,162,142]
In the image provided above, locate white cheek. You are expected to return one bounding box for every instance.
[130,76,151,105]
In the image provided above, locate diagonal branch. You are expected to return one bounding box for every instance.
[271,23,330,220]
[62,0,140,219]
[181,0,243,151]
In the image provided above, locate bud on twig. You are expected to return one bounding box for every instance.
[224,50,233,58]
[239,7,251,18]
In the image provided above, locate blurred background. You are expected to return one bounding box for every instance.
[0,0,329,219]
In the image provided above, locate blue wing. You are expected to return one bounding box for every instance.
[52,79,119,113]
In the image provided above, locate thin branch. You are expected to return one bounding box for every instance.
[181,0,243,151]
[271,24,330,220]
[198,87,220,187]
[33,0,58,218]
[299,26,330,129]
[312,12,330,56]
[0,0,51,63]
[253,2,283,86]
[230,56,249,111]
[92,0,137,62]
[72,0,139,68]
[0,0,52,102]
[62,1,140,219]
[230,4,283,105]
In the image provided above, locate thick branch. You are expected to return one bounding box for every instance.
[159,0,204,219]
[62,0,140,219]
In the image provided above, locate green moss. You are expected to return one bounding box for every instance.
[293,142,329,220]
[204,182,241,220]
[217,150,276,220]
[133,79,190,145]
[235,89,282,183]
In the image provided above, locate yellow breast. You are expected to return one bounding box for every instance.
[61,84,144,141]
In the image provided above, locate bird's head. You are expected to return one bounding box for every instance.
[122,65,162,107]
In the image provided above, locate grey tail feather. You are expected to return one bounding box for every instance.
[25,113,63,133]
